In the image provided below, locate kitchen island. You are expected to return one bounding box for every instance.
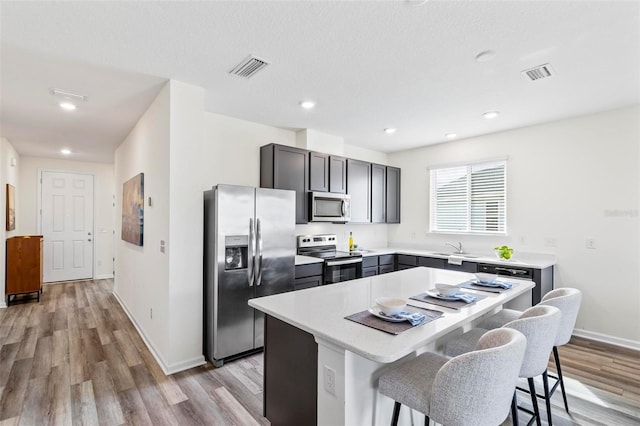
[249,266,535,426]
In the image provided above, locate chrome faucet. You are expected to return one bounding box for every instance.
[445,242,464,254]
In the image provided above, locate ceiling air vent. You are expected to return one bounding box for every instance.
[521,63,555,82]
[229,55,270,78]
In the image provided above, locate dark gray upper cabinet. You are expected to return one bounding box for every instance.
[347,159,372,223]
[386,166,401,223]
[329,155,347,194]
[309,152,329,192]
[260,144,308,224]
[371,164,386,223]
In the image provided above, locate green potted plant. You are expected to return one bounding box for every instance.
[494,245,514,260]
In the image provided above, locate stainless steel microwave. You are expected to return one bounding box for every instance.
[309,192,351,223]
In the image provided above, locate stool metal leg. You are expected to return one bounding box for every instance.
[511,392,519,425]
[391,401,401,426]
[528,378,542,426]
[542,370,553,425]
[424,415,429,426]
[553,346,570,412]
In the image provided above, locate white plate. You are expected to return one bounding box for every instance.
[426,290,461,301]
[368,307,406,322]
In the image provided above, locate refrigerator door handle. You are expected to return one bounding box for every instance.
[248,218,255,286]
[256,218,263,286]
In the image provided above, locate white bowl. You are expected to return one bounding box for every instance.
[475,272,498,283]
[375,297,407,316]
[435,283,459,297]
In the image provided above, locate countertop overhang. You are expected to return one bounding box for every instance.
[250,267,535,363]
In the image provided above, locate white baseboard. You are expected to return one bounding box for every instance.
[0,301,6,309]
[573,328,640,351]
[112,290,206,375]
[94,274,114,280]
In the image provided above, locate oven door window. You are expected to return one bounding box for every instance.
[324,262,362,284]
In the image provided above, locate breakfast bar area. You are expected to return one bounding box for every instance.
[249,267,535,425]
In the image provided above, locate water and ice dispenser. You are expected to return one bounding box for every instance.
[224,235,248,270]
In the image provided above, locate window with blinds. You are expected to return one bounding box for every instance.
[429,159,506,234]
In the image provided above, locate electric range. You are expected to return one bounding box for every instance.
[297,234,362,284]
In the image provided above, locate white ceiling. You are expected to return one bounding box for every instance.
[1,1,639,163]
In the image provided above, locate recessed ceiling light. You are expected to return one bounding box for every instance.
[475,50,497,63]
[300,100,315,109]
[445,133,457,139]
[60,102,77,111]
[384,128,397,134]
[60,149,72,155]
[482,111,500,119]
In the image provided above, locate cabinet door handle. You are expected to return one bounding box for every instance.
[88,239,92,242]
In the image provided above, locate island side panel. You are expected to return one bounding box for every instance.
[264,314,318,426]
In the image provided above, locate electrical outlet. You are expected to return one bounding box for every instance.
[324,365,336,395]
[544,237,557,247]
[586,238,596,249]
[411,232,416,240]
[150,308,153,319]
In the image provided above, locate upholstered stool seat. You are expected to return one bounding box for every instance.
[480,288,583,413]
[379,328,527,426]
[444,305,561,426]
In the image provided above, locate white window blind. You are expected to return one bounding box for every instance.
[429,159,506,234]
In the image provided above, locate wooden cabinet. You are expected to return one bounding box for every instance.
[371,164,386,223]
[261,144,309,224]
[346,159,371,223]
[386,166,401,223]
[6,235,43,305]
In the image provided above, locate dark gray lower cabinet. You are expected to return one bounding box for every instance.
[362,255,396,276]
[444,261,477,273]
[362,256,378,277]
[294,263,323,291]
[397,254,417,270]
[264,315,317,425]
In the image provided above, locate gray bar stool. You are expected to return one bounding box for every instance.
[480,288,582,412]
[378,328,527,426]
[444,305,561,426]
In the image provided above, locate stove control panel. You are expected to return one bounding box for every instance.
[297,234,337,248]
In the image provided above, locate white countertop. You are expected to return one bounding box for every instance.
[295,255,324,265]
[352,247,556,269]
[249,267,534,363]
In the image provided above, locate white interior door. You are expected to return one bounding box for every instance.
[41,171,94,282]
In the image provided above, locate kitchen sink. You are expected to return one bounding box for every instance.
[431,252,479,258]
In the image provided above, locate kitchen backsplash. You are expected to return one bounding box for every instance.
[295,223,389,251]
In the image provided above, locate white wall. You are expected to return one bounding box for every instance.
[167,80,205,370]
[202,112,297,187]
[18,157,115,279]
[0,138,20,307]
[389,105,640,345]
[114,80,207,374]
[115,82,172,370]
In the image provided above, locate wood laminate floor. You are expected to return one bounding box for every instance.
[0,279,638,425]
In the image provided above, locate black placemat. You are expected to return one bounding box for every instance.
[409,290,487,310]
[459,279,515,294]
[345,306,443,335]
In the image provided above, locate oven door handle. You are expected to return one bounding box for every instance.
[326,258,362,267]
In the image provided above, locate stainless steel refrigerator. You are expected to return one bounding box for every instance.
[204,184,295,367]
